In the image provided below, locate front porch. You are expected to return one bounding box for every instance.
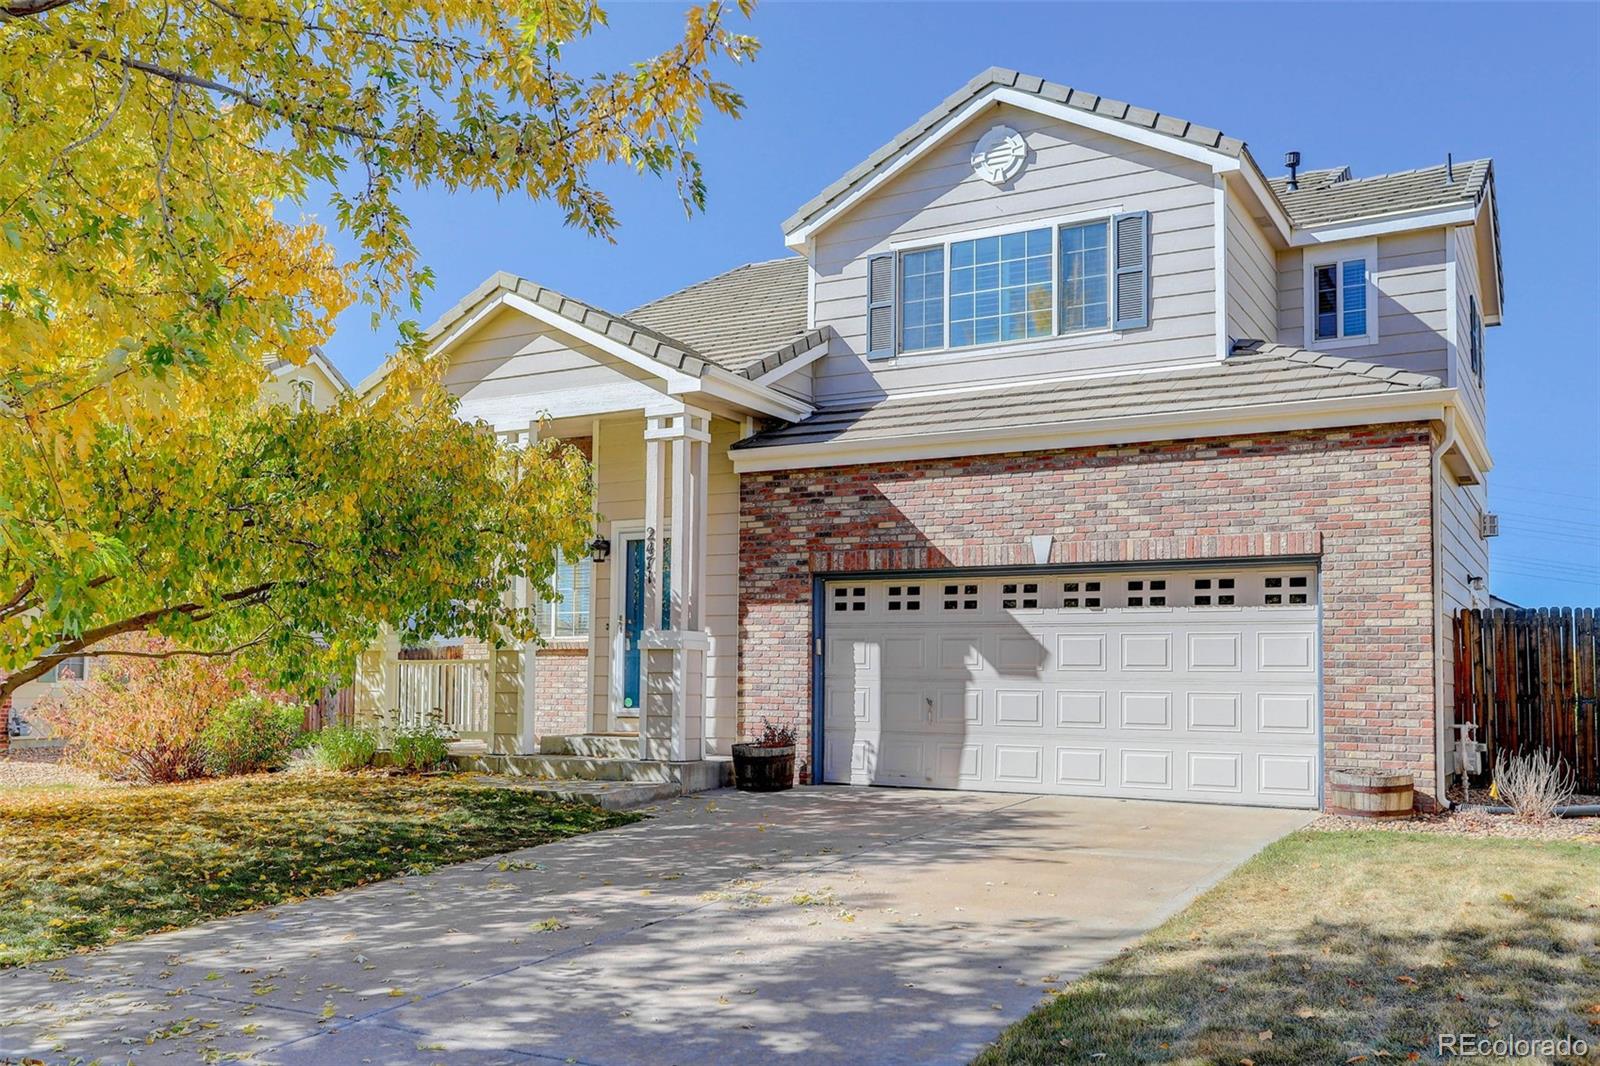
[348,271,818,791]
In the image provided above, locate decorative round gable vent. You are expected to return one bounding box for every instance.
[970,125,1027,185]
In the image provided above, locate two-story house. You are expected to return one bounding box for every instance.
[357,69,1501,812]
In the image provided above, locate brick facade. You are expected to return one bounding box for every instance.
[534,647,589,737]
[738,423,1441,808]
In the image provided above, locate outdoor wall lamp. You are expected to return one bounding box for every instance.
[589,536,611,565]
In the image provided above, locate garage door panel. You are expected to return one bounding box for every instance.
[1054,746,1107,786]
[1120,749,1174,790]
[994,745,1044,784]
[1120,691,1174,730]
[994,688,1044,727]
[1056,691,1107,729]
[1187,692,1242,732]
[1055,633,1107,671]
[823,566,1321,808]
[1257,692,1316,734]
[1119,632,1173,671]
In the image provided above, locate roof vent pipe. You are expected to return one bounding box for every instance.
[1284,150,1301,192]
[1445,152,1454,185]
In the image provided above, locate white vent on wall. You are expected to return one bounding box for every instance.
[1479,512,1500,538]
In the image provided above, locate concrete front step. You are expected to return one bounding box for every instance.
[538,733,641,759]
[470,777,684,811]
[451,749,732,797]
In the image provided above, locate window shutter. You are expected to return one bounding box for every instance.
[866,253,896,359]
[1468,296,1482,381]
[1112,211,1150,331]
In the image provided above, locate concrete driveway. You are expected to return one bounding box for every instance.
[0,786,1309,1065]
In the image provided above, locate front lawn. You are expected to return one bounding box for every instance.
[0,774,636,967]
[978,830,1600,1065]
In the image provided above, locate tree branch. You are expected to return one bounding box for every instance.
[0,0,78,18]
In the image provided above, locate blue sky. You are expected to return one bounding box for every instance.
[310,1,1599,606]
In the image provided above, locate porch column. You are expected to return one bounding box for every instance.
[640,403,711,762]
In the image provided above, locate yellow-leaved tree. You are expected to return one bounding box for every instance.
[0,0,758,706]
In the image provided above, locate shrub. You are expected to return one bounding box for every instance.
[1492,749,1577,821]
[308,725,379,772]
[390,719,454,772]
[749,718,797,748]
[39,636,260,784]
[202,695,304,776]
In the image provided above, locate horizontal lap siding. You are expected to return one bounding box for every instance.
[1225,195,1277,342]
[1439,475,1490,718]
[1451,227,1488,438]
[443,307,665,430]
[810,105,1218,403]
[1278,229,1449,379]
[739,425,1442,807]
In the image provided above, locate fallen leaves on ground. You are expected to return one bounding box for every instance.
[0,773,636,967]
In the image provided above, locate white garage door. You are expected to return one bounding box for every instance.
[822,566,1321,808]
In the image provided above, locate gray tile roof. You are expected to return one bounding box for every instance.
[783,67,1248,236]
[628,257,819,377]
[732,343,1442,452]
[412,265,822,384]
[1268,159,1492,227]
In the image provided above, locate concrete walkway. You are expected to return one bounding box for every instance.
[0,787,1310,1065]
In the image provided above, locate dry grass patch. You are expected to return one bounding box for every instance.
[977,830,1600,1065]
[0,773,636,967]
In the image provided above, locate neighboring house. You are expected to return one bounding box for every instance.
[356,69,1501,812]
[1,352,351,750]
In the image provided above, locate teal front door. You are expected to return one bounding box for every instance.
[621,536,670,712]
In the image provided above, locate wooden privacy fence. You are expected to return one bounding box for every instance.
[1453,608,1600,792]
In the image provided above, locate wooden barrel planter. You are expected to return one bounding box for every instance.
[1326,769,1415,819]
[731,743,795,792]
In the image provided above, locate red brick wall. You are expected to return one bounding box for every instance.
[534,648,589,737]
[738,424,1440,807]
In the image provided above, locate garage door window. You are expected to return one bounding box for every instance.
[942,583,980,611]
[1062,580,1102,608]
[1264,575,1313,606]
[832,586,868,613]
[886,585,923,612]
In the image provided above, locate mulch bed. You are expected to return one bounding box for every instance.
[1312,804,1600,843]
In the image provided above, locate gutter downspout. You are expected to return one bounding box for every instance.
[1431,406,1460,810]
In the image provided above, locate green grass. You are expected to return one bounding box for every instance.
[0,773,637,967]
[977,830,1600,1065]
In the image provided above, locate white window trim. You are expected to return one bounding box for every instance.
[886,209,1124,361]
[537,551,592,642]
[1302,238,1379,350]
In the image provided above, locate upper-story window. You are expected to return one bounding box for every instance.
[949,229,1053,347]
[898,247,945,353]
[1058,219,1110,333]
[874,211,1149,361]
[1303,240,1376,349]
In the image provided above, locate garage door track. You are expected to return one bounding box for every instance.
[0,787,1310,1065]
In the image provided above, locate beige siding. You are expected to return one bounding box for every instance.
[1450,226,1488,440]
[1225,192,1277,342]
[441,306,667,430]
[1277,230,1450,380]
[590,414,741,755]
[810,103,1218,403]
[1438,472,1490,718]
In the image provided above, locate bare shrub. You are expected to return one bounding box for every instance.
[1492,749,1577,821]
[39,636,271,784]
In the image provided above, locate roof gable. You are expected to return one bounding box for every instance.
[783,67,1249,246]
